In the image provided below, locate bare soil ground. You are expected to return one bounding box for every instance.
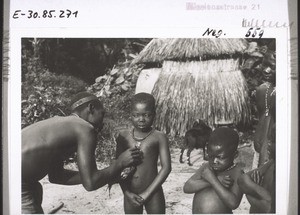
[42,146,254,214]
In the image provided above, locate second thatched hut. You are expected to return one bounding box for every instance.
[132,38,251,136]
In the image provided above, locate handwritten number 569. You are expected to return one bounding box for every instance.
[245,28,264,39]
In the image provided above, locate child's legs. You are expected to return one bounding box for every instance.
[124,195,143,214]
[145,188,165,214]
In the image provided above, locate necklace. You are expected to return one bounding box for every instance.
[224,163,237,172]
[131,127,154,148]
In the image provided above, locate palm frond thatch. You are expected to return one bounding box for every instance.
[152,60,251,136]
[132,38,248,64]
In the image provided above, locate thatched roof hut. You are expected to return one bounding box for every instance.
[133,38,251,136]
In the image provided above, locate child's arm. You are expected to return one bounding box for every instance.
[138,133,172,201]
[202,166,243,210]
[183,163,211,193]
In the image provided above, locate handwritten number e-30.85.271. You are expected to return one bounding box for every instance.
[12,10,78,19]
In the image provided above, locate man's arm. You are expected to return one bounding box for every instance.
[183,163,211,193]
[77,128,143,191]
[202,166,243,210]
[139,133,172,201]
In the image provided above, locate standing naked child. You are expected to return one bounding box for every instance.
[115,92,172,214]
[183,127,243,214]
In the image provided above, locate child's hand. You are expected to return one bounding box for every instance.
[124,191,144,207]
[217,175,234,188]
[138,192,147,203]
[201,166,215,181]
[251,170,263,186]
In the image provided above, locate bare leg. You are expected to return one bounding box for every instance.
[145,188,166,214]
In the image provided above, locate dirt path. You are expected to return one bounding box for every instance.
[42,147,253,214]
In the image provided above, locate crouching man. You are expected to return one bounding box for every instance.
[22,92,142,214]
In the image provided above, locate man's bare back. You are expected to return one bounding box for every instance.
[22,116,93,182]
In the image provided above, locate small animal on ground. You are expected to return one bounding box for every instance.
[179,119,212,166]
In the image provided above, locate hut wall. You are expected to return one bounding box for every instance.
[135,68,161,94]
[152,60,251,136]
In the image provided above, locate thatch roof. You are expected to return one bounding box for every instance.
[152,60,251,136]
[132,38,248,64]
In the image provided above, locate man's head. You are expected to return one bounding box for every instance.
[207,127,239,172]
[131,93,156,131]
[70,92,105,129]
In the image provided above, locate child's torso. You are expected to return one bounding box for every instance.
[193,187,232,214]
[192,164,240,214]
[121,129,160,193]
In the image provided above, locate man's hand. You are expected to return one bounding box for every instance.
[117,147,143,168]
[124,191,144,207]
[218,175,234,188]
[251,170,263,186]
[201,166,216,181]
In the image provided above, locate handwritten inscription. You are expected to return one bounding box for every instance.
[13,10,79,19]
[245,28,264,39]
[202,28,225,38]
[242,18,293,28]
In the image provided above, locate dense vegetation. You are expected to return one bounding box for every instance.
[21,38,275,163]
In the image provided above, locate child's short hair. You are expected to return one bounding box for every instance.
[70,92,102,112]
[131,92,155,112]
[208,127,239,153]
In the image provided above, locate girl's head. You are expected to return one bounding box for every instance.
[207,128,239,172]
[131,93,156,131]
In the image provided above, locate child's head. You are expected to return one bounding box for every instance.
[261,50,276,84]
[70,92,105,129]
[207,127,239,172]
[131,93,155,131]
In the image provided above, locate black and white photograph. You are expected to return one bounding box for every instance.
[3,0,297,215]
[20,38,277,214]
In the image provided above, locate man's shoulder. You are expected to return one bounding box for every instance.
[68,116,94,129]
